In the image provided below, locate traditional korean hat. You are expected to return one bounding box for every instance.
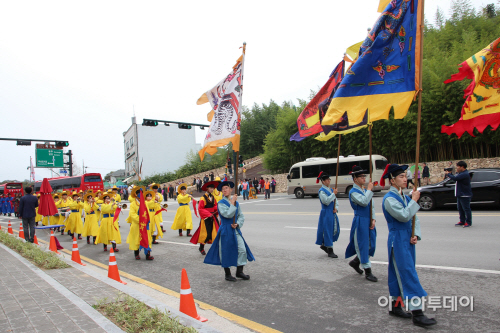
[71,191,79,198]
[380,164,409,187]
[177,183,188,194]
[215,176,221,181]
[112,185,119,191]
[150,183,160,190]
[217,181,234,191]
[52,193,60,200]
[84,191,95,200]
[144,190,155,199]
[316,171,330,184]
[202,180,220,191]
[349,165,368,178]
[61,191,69,196]
[130,186,145,199]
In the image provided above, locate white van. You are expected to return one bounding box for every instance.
[286,154,390,198]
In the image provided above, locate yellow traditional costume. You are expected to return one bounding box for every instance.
[126,186,154,260]
[111,186,122,225]
[213,177,223,202]
[171,183,193,236]
[95,193,121,251]
[66,192,84,237]
[94,190,103,222]
[150,183,164,243]
[35,195,43,225]
[82,192,99,243]
[56,192,72,234]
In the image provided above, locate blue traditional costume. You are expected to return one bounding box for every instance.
[5,196,14,216]
[315,172,340,258]
[380,164,437,327]
[0,196,4,215]
[204,181,255,282]
[345,166,377,282]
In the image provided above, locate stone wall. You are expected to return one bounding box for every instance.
[407,157,500,184]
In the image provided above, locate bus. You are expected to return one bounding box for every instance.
[0,182,24,196]
[287,155,389,198]
[34,173,104,193]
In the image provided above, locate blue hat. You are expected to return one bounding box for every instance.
[380,164,408,186]
[217,181,234,191]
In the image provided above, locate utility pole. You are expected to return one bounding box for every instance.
[65,150,73,176]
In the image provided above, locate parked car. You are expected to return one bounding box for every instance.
[413,168,500,211]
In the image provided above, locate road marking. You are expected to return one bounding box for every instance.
[371,261,500,275]
[49,247,283,333]
[238,197,287,205]
[156,240,197,247]
[255,204,292,206]
[285,226,351,231]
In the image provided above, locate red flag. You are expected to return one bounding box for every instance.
[138,190,150,252]
[192,199,199,218]
[113,207,121,223]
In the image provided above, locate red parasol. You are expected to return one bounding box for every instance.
[38,178,58,216]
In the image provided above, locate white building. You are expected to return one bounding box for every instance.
[123,117,201,182]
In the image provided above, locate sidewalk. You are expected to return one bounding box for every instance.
[0,244,122,333]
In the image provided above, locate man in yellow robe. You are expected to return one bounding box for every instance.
[126,186,154,260]
[171,183,194,236]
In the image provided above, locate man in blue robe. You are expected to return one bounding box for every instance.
[0,195,4,215]
[345,166,377,282]
[380,164,437,327]
[204,181,255,282]
[315,172,340,258]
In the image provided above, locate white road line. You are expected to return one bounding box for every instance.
[238,197,287,205]
[285,226,351,231]
[255,204,292,206]
[370,261,500,275]
[155,240,197,247]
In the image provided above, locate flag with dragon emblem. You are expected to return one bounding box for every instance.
[197,47,245,161]
[322,0,422,126]
[441,37,500,138]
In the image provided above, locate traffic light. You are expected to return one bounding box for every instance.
[16,140,31,146]
[239,155,243,167]
[55,141,69,147]
[142,119,158,126]
[178,124,192,129]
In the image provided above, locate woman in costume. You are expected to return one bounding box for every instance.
[315,172,340,258]
[150,183,164,243]
[66,192,84,239]
[212,177,223,202]
[83,192,99,244]
[345,166,377,282]
[380,164,436,327]
[95,192,120,252]
[56,191,72,234]
[126,186,154,260]
[204,181,255,282]
[171,183,194,236]
[190,180,220,255]
[35,194,43,226]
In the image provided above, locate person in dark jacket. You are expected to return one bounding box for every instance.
[445,161,472,227]
[253,178,259,193]
[18,187,39,243]
[422,163,430,186]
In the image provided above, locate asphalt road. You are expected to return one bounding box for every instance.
[16,192,500,332]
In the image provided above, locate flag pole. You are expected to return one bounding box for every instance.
[332,134,341,210]
[369,120,373,225]
[412,0,425,238]
[233,42,246,204]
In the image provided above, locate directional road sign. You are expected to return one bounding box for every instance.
[36,148,64,168]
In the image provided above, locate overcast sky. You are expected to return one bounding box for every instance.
[0,0,490,182]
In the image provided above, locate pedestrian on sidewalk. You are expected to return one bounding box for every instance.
[445,161,473,227]
[271,177,276,193]
[18,187,38,243]
[253,177,259,193]
[380,164,437,327]
[422,163,430,186]
[242,179,249,200]
[264,178,271,199]
[406,169,414,189]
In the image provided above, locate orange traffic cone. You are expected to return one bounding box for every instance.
[107,248,126,285]
[19,222,25,239]
[71,236,86,266]
[179,268,207,322]
[33,235,39,245]
[49,230,60,254]
[8,221,13,234]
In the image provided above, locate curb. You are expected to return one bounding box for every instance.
[0,241,125,333]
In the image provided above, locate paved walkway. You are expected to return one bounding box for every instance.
[0,245,122,333]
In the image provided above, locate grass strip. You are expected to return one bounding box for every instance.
[0,230,70,269]
[93,294,198,333]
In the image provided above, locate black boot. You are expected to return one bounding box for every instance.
[152,236,158,244]
[236,266,250,280]
[103,244,107,252]
[199,244,206,255]
[178,229,183,236]
[224,268,236,282]
[320,245,328,254]
[327,248,338,258]
[364,267,378,282]
[134,250,140,260]
[78,234,82,240]
[349,256,364,274]
[389,300,412,318]
[412,309,437,327]
[146,251,154,260]
[112,243,119,252]
[87,236,90,244]
[93,236,96,245]
[186,229,192,237]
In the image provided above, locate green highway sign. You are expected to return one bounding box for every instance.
[36,148,64,168]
